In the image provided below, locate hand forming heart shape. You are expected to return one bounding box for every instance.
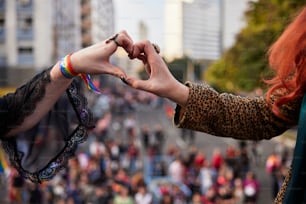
[72,30,189,107]
[104,31,161,82]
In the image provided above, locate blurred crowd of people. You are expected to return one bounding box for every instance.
[0,78,292,204]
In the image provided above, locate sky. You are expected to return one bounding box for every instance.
[113,0,165,48]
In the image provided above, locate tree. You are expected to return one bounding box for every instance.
[205,0,305,93]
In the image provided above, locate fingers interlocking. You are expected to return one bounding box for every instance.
[108,32,160,55]
[106,33,120,46]
[152,43,160,54]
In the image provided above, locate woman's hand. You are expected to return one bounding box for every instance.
[70,30,134,78]
[125,41,190,107]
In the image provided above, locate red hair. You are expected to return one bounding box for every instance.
[266,7,306,119]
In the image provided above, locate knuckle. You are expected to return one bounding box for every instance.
[120,30,127,35]
[144,40,151,44]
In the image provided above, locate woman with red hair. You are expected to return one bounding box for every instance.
[125,7,306,204]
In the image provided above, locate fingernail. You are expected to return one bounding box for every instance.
[120,76,129,85]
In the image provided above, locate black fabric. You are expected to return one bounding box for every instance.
[0,69,94,183]
[0,69,50,137]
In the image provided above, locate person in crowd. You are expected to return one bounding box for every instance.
[113,184,134,204]
[233,177,244,204]
[124,6,306,203]
[168,155,185,184]
[180,128,195,144]
[211,148,224,172]
[0,30,134,183]
[134,183,153,204]
[127,140,140,174]
[91,183,113,204]
[153,124,165,154]
[159,192,174,204]
[243,171,259,204]
[140,124,150,151]
[201,186,217,204]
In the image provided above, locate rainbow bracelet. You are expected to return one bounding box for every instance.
[60,54,102,94]
[60,54,79,78]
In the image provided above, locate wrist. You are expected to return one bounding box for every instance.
[69,51,83,74]
[60,54,80,78]
[50,62,74,82]
[168,81,189,107]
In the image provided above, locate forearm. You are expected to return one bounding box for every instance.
[174,82,297,140]
[166,80,190,107]
[5,63,73,137]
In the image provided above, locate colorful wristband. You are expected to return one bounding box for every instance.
[60,54,102,94]
[60,54,79,79]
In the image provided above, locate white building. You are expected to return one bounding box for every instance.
[222,0,249,50]
[0,0,81,86]
[4,0,52,70]
[91,0,114,43]
[163,0,250,61]
[53,0,81,61]
[0,0,115,86]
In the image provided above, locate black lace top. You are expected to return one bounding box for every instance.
[0,68,94,183]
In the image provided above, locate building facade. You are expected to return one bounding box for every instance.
[163,0,249,62]
[53,0,81,61]
[0,0,81,86]
[1,0,54,86]
[91,0,114,44]
[0,0,115,87]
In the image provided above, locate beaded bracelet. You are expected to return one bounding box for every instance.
[60,54,102,94]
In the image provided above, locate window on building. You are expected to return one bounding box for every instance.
[0,15,4,27]
[0,15,4,42]
[21,17,32,30]
[18,47,33,53]
[17,14,33,40]
[18,0,31,7]
[0,0,5,10]
[0,44,6,66]
[18,46,34,65]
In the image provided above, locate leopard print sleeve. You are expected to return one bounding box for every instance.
[174,82,300,140]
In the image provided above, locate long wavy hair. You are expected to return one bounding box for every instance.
[266,7,306,119]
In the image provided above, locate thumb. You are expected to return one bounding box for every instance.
[124,77,152,92]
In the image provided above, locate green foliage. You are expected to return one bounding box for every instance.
[166,57,189,82]
[165,57,209,83]
[205,0,306,93]
[138,57,188,82]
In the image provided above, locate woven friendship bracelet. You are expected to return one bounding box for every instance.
[60,54,102,94]
[60,54,79,79]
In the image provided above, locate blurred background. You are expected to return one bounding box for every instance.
[0,0,304,203]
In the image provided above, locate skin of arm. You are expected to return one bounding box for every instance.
[7,62,73,136]
[6,31,134,137]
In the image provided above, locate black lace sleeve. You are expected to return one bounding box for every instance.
[0,69,94,183]
[0,69,51,137]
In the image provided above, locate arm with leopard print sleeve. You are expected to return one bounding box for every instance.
[124,41,299,140]
[173,82,300,140]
